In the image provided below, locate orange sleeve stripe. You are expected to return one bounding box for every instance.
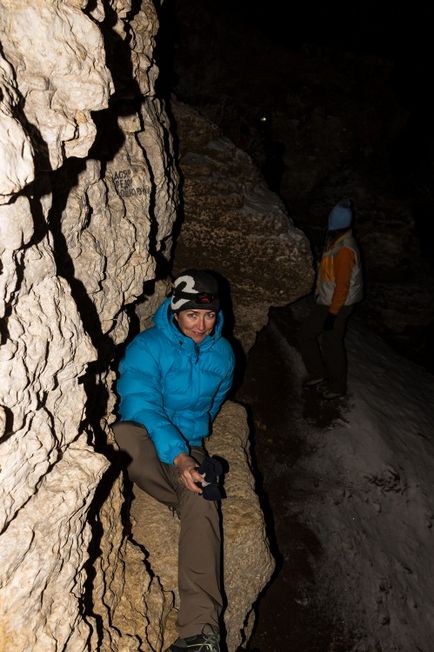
[329,247,355,314]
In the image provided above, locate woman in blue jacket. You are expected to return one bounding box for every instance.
[113,269,235,652]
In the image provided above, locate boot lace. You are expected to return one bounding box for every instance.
[188,631,220,651]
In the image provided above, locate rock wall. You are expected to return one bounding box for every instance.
[170,99,314,352]
[0,2,178,650]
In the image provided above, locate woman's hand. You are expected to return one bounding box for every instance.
[173,452,204,494]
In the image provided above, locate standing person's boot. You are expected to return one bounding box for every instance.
[321,388,346,400]
[303,375,326,388]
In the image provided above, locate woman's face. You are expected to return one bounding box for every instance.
[175,309,217,344]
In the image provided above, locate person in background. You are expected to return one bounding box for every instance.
[113,269,235,652]
[299,199,363,399]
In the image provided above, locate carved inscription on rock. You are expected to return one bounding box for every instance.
[113,169,147,198]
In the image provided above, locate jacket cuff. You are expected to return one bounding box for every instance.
[159,440,189,465]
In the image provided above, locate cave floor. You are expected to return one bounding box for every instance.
[234,305,354,652]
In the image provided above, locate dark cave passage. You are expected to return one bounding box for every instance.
[167,0,434,377]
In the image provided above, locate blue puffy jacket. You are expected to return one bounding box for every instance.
[116,298,235,464]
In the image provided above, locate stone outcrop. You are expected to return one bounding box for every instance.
[0,2,177,650]
[171,99,314,352]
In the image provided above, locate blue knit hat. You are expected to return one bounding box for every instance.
[328,200,353,230]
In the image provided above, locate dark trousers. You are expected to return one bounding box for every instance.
[112,421,222,638]
[298,304,353,394]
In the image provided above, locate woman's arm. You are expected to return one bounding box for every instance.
[117,336,188,464]
[209,347,235,421]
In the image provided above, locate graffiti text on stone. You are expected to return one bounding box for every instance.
[113,169,147,198]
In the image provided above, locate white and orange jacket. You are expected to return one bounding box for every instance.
[315,230,363,315]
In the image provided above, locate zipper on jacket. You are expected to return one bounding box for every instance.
[194,343,200,363]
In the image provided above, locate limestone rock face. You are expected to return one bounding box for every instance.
[0,1,114,177]
[0,1,177,650]
[171,99,314,351]
[0,54,34,201]
[130,401,275,652]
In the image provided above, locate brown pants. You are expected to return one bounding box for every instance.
[298,304,353,394]
[112,421,222,638]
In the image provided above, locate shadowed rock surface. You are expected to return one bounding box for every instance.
[171,99,314,352]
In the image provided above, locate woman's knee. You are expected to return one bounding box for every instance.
[112,422,152,475]
[113,421,148,449]
[112,421,131,448]
[112,422,175,499]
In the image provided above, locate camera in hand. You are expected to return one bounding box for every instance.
[196,456,224,500]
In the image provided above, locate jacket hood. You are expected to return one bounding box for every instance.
[154,298,224,350]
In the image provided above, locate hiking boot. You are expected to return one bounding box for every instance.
[167,631,220,652]
[303,376,325,388]
[322,389,345,400]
